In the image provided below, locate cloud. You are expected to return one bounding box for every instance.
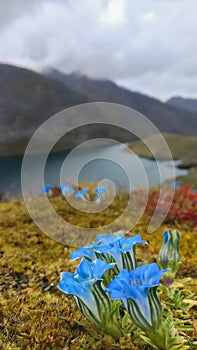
[0,0,40,28]
[0,0,196,100]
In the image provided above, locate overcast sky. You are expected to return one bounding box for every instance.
[0,0,196,100]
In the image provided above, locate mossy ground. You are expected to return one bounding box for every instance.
[0,191,197,350]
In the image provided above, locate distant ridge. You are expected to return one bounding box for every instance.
[0,64,197,155]
[167,96,197,113]
[45,68,197,136]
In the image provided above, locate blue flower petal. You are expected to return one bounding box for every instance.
[60,184,73,191]
[58,259,114,322]
[106,269,131,296]
[70,246,97,261]
[58,271,90,294]
[58,274,98,319]
[76,259,95,281]
[75,188,89,198]
[163,231,169,245]
[92,259,115,278]
[76,258,114,281]
[170,181,180,189]
[70,234,146,271]
[129,263,159,285]
[96,234,146,270]
[71,234,124,261]
[106,264,167,327]
[41,185,51,193]
[95,233,124,244]
[94,188,107,194]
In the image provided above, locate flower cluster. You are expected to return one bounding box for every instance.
[58,233,148,339]
[41,183,108,202]
[70,233,147,272]
[58,231,188,349]
[59,229,195,349]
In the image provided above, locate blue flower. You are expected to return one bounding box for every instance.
[70,233,124,262]
[170,181,180,189]
[40,185,52,195]
[59,184,74,197]
[71,233,146,271]
[158,230,181,284]
[94,188,107,194]
[70,243,98,261]
[159,230,181,268]
[94,188,107,201]
[94,188,108,202]
[95,233,124,244]
[75,188,89,199]
[59,183,73,191]
[58,258,114,323]
[99,234,147,271]
[106,263,168,330]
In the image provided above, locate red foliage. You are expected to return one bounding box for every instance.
[142,185,197,228]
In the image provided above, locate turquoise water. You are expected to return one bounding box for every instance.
[0,144,187,198]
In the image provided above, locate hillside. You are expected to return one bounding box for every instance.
[129,133,197,161]
[1,64,197,156]
[45,68,197,136]
[0,64,89,155]
[167,96,197,113]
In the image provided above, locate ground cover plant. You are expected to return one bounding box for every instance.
[0,186,196,349]
[144,185,197,230]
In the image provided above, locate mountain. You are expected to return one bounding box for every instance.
[45,69,197,136]
[166,97,197,113]
[0,64,197,156]
[0,64,90,154]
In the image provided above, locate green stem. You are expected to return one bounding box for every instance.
[146,327,166,349]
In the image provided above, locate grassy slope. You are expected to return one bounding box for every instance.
[129,133,197,161]
[0,193,197,350]
[129,133,197,187]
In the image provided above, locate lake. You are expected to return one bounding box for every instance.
[0,144,187,198]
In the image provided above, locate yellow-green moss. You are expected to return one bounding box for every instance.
[0,194,196,349]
